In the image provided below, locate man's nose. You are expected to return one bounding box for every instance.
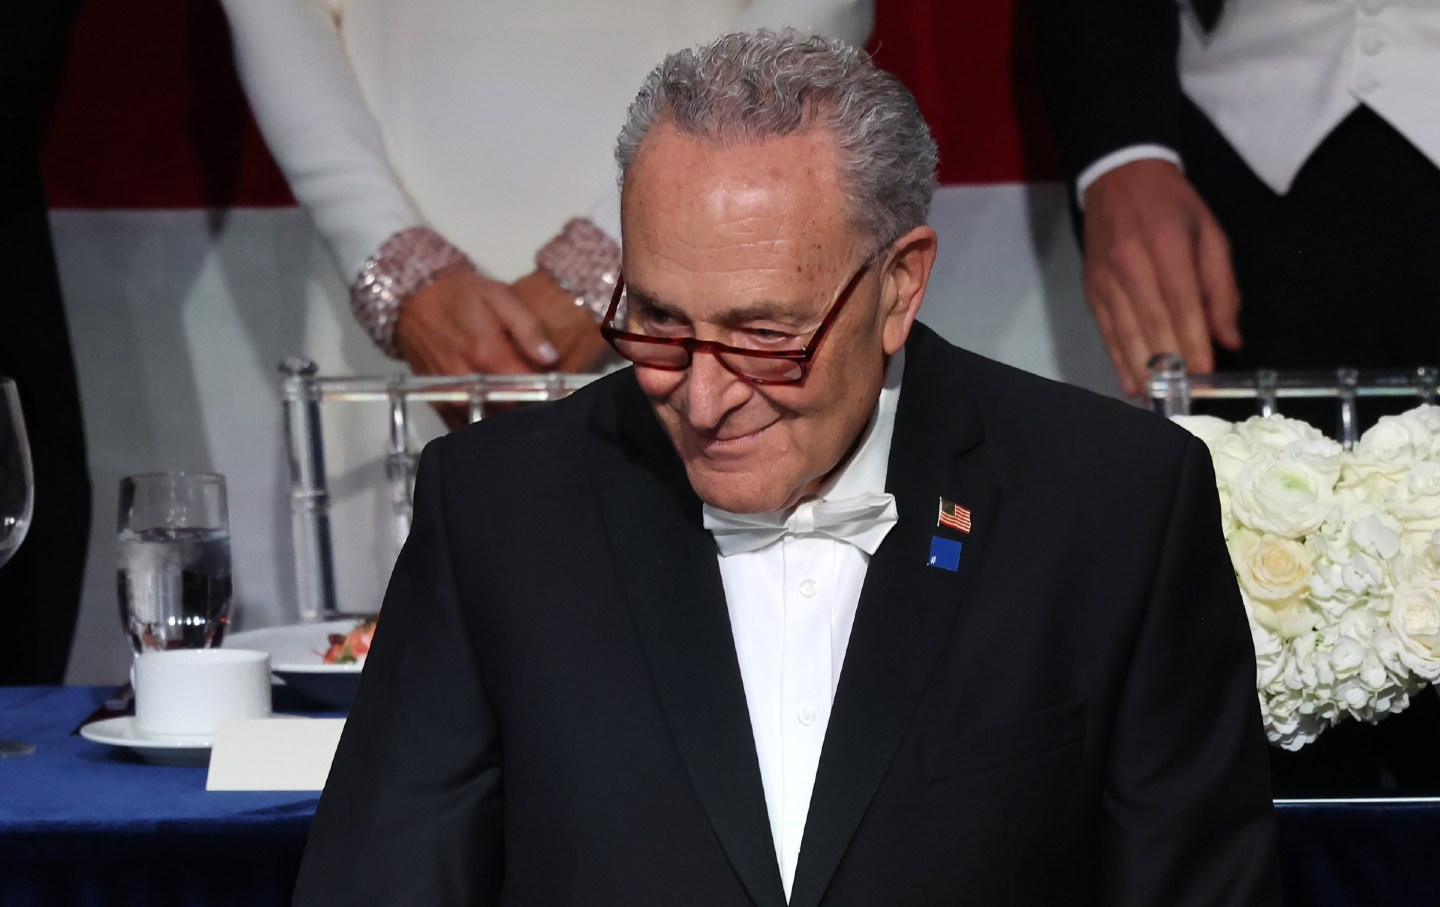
[682,349,749,432]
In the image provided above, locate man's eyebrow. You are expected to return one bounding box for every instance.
[626,283,810,326]
[625,286,686,320]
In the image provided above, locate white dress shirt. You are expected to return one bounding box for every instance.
[706,350,903,900]
[1081,0,1440,198]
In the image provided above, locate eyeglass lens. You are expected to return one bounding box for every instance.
[606,334,805,383]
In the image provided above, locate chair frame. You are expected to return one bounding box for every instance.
[1145,354,1438,448]
[277,356,1438,624]
[279,358,604,623]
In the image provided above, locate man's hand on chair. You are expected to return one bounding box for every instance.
[1082,159,1244,397]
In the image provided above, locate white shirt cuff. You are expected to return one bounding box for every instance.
[1075,144,1184,209]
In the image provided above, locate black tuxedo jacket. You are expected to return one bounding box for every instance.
[1029,0,1223,189]
[293,324,1280,906]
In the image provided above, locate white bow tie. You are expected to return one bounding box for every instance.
[702,492,899,557]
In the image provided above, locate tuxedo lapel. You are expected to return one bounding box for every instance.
[594,379,787,907]
[789,329,1001,907]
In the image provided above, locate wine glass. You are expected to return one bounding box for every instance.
[0,377,37,758]
[0,378,33,570]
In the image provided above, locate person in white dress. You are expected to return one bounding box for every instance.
[220,0,875,399]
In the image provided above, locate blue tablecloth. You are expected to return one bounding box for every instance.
[1,686,318,906]
[3,686,1437,905]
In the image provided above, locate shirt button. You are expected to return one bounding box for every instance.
[1357,0,1386,14]
[1359,30,1384,55]
[1355,71,1381,95]
[799,578,818,598]
[797,705,817,726]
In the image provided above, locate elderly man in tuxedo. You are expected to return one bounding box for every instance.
[294,30,1280,906]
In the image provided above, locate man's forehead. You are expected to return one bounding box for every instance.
[621,128,854,277]
[624,127,844,216]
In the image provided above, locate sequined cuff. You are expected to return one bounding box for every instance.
[534,218,622,321]
[349,226,475,358]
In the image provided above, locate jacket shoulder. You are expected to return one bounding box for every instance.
[908,324,1201,486]
[424,368,639,485]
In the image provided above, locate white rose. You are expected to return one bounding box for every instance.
[1171,415,1235,448]
[1389,405,1440,454]
[1391,533,1440,583]
[1230,458,1336,537]
[1345,412,1434,490]
[1285,438,1344,488]
[1387,461,1440,525]
[1237,414,1323,451]
[1398,403,1440,432]
[1231,529,1312,603]
[1207,432,1261,485]
[1388,575,1440,681]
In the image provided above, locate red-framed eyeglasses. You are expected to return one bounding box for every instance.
[599,258,873,385]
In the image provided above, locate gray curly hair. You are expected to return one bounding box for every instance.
[615,29,938,254]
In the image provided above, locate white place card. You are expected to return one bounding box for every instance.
[206,717,346,791]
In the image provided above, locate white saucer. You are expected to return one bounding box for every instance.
[79,716,212,767]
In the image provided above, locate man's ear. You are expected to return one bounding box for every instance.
[877,225,938,355]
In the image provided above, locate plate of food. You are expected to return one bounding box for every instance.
[226,616,376,709]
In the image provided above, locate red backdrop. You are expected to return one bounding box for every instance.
[40,0,1060,210]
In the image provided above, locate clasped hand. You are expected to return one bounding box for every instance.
[394,269,610,428]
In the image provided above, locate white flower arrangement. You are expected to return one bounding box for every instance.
[1174,405,1440,750]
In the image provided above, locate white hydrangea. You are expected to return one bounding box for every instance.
[1176,404,1440,751]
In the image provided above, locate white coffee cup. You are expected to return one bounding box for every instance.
[133,648,272,738]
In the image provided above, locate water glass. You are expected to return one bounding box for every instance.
[117,473,232,652]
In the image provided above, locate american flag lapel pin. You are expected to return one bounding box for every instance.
[937,497,972,534]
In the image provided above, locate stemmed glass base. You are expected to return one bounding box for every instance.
[0,741,36,759]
